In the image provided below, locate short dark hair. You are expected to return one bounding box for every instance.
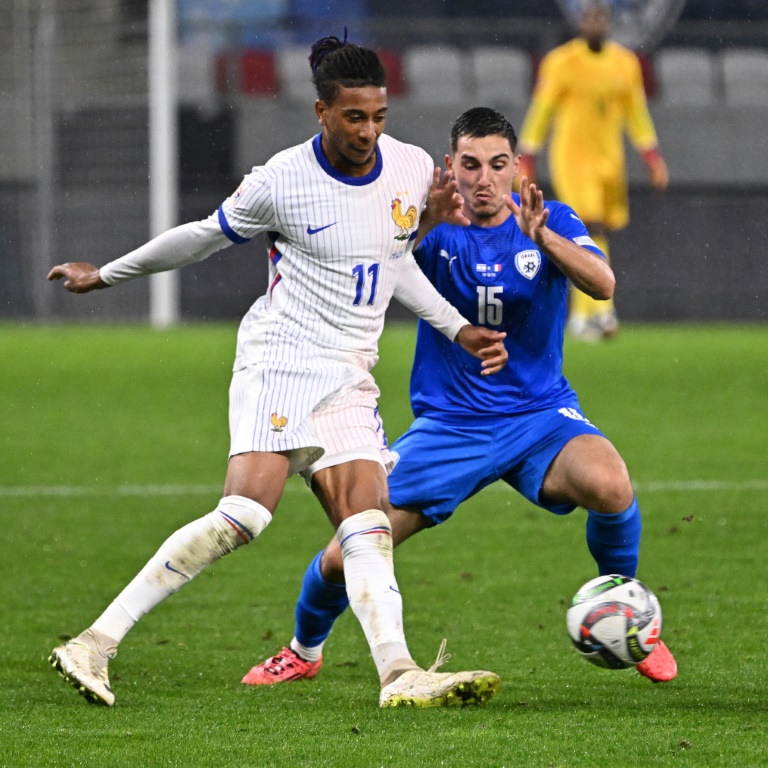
[309,31,387,104]
[450,107,518,154]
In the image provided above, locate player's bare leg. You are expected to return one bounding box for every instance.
[51,452,288,705]
[541,433,632,513]
[542,434,677,681]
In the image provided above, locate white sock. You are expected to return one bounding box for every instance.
[290,637,323,663]
[336,509,415,683]
[91,496,271,643]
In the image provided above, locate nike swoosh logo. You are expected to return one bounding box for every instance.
[165,561,190,579]
[307,223,337,235]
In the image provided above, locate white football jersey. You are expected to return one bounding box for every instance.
[217,133,434,374]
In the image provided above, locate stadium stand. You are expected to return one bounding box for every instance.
[655,47,718,106]
[239,49,279,96]
[401,45,467,105]
[275,46,316,103]
[469,46,532,106]
[719,48,768,106]
[177,43,218,108]
[376,48,407,97]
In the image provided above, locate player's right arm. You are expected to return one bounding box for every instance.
[517,50,563,186]
[48,167,276,293]
[48,219,233,293]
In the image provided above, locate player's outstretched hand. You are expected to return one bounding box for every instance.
[455,326,508,376]
[426,167,469,228]
[505,176,549,245]
[47,262,108,293]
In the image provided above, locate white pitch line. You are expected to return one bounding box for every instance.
[486,480,768,493]
[634,479,768,493]
[0,483,312,498]
[0,479,766,498]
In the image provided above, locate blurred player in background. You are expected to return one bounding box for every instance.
[243,107,677,687]
[46,33,507,709]
[518,0,668,341]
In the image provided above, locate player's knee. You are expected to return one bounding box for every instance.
[582,456,633,513]
[209,495,272,554]
[593,486,633,514]
[336,509,392,561]
[592,467,633,513]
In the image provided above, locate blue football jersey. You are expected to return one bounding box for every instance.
[410,196,605,418]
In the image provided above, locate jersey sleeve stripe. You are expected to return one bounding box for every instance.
[217,206,251,244]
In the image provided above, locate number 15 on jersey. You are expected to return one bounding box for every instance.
[477,285,503,325]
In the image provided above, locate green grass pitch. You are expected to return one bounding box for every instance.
[1,322,766,767]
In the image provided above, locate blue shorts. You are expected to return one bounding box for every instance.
[387,405,605,525]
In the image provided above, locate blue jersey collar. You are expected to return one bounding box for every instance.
[312,134,382,186]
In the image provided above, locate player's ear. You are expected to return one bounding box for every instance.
[444,154,453,172]
[315,99,327,126]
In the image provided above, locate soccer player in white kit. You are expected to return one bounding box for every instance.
[46,33,507,708]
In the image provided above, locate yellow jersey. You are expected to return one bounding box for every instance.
[519,38,658,184]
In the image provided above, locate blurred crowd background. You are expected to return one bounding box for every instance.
[2,0,767,323]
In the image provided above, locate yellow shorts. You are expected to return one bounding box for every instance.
[552,165,629,231]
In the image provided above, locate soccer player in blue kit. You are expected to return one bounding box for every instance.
[243,107,678,686]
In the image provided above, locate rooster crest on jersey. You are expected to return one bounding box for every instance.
[391,197,418,241]
[270,412,288,432]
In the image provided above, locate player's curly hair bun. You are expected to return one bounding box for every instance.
[308,28,386,104]
[308,27,349,74]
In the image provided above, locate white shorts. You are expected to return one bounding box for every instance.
[228,363,393,477]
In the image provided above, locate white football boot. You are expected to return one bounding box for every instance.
[379,640,500,708]
[50,628,117,706]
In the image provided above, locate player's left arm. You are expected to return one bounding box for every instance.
[505,178,614,300]
[625,53,669,192]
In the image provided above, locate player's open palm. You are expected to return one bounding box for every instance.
[47,262,108,293]
[426,167,469,227]
[505,176,549,244]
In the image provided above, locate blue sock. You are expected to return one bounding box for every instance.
[294,551,350,648]
[586,498,642,578]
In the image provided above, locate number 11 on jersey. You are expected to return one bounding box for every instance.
[477,285,503,325]
[352,263,380,306]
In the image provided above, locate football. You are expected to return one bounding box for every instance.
[566,575,662,669]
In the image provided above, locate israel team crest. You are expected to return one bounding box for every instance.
[555,0,685,50]
[515,250,541,280]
